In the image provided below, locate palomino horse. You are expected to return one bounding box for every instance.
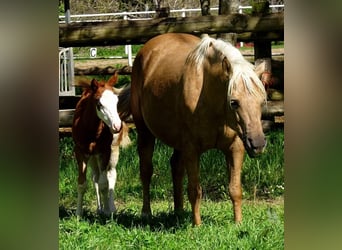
[130,33,267,225]
[72,72,130,217]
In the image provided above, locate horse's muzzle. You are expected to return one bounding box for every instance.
[244,135,267,158]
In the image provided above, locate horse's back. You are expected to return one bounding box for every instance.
[131,33,200,147]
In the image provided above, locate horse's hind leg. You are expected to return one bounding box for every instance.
[170,149,185,215]
[137,126,155,217]
[75,147,88,216]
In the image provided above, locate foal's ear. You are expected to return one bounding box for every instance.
[107,71,119,87]
[222,57,232,78]
[90,79,99,92]
[254,60,267,78]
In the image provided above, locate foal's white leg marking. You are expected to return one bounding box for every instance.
[98,170,111,216]
[87,155,103,214]
[106,166,117,214]
[76,181,87,216]
[100,134,120,216]
[107,134,120,214]
[89,155,102,214]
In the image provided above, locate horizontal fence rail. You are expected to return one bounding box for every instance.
[59,5,283,23]
[59,13,284,47]
[59,5,284,97]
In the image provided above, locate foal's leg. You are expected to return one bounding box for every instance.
[170,149,185,215]
[95,154,112,217]
[225,139,245,223]
[75,147,88,216]
[137,127,155,217]
[89,156,102,214]
[104,136,121,215]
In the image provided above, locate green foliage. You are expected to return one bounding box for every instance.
[58,2,65,16]
[72,45,143,58]
[249,0,270,15]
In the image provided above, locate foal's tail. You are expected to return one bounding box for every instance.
[117,122,131,148]
[115,83,132,123]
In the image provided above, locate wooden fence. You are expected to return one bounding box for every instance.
[59,12,284,131]
[59,13,283,47]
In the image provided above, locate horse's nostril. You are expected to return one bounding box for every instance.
[248,136,266,150]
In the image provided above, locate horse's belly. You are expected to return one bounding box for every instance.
[141,90,183,148]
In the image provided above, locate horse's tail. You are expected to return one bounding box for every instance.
[116,83,132,123]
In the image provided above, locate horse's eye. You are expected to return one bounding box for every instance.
[230,100,239,110]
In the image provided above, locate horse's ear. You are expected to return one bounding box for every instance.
[222,57,232,78]
[107,71,119,87]
[91,79,99,92]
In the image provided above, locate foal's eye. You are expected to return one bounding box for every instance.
[96,101,103,109]
[230,100,239,110]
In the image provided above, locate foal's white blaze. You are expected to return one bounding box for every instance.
[96,89,122,133]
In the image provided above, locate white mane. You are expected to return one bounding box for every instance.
[186,34,267,100]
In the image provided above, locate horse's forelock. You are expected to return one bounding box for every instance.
[228,64,267,100]
[187,35,266,100]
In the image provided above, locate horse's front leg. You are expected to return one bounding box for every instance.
[182,150,201,225]
[225,138,245,223]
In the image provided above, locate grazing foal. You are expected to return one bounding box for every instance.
[72,72,130,216]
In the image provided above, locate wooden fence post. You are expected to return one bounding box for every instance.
[252,0,273,89]
[217,0,238,45]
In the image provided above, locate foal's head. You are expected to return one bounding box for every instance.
[90,73,122,133]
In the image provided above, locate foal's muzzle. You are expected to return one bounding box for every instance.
[110,122,122,134]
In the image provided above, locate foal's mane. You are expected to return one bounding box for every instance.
[186,34,266,100]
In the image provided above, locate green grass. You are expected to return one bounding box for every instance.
[59,199,283,249]
[73,45,143,59]
[72,43,283,59]
[59,128,284,248]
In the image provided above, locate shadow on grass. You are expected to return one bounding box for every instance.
[59,205,194,231]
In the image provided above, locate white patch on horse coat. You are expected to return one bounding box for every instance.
[96,89,122,133]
